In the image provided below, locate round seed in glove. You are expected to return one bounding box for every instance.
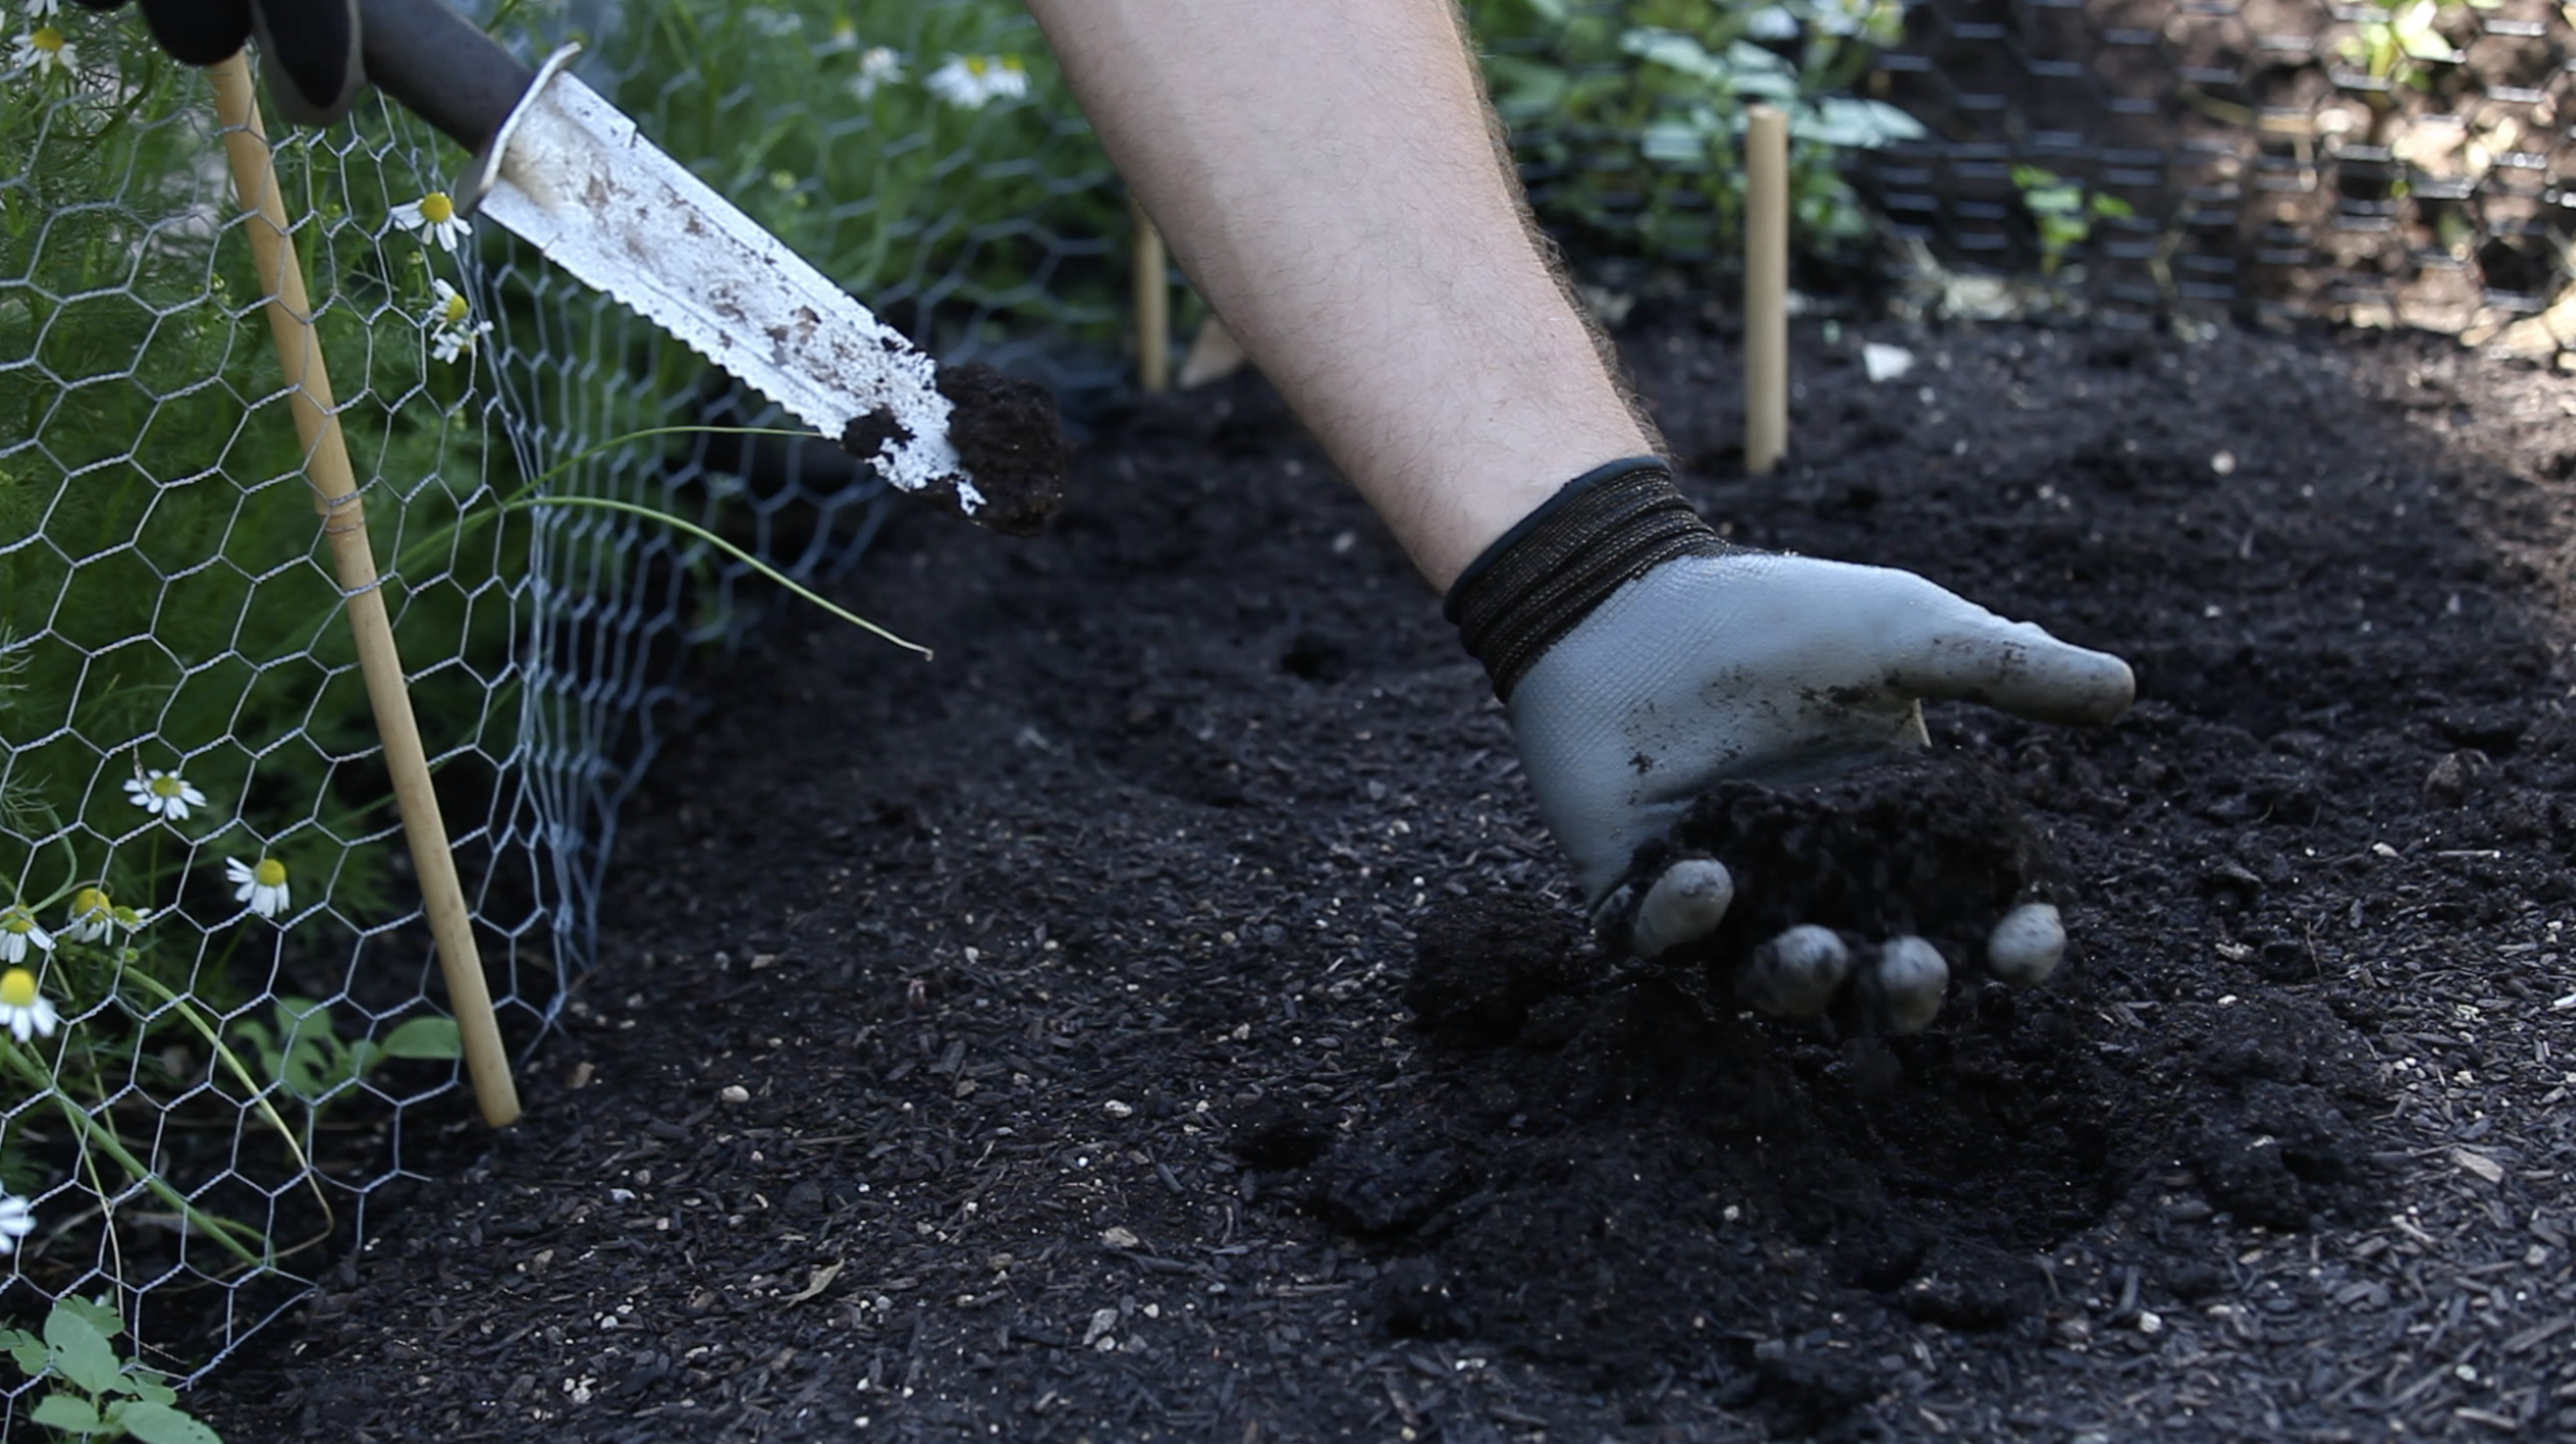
[1597,754,2069,1034]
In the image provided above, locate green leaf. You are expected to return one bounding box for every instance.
[281,1046,327,1100]
[60,1295,125,1341]
[1484,55,1570,117]
[1723,41,1797,76]
[275,997,331,1048]
[1639,119,1710,165]
[381,1016,462,1061]
[44,1304,123,1395]
[1621,28,1730,84]
[230,1019,281,1077]
[30,1393,107,1433]
[116,1399,226,1444]
[1798,97,1924,148]
[2025,184,2083,216]
[0,1327,45,1379]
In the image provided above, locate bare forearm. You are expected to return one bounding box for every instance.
[1024,0,1656,589]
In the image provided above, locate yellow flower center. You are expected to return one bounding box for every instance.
[254,858,287,887]
[1,912,30,937]
[150,774,184,798]
[0,969,33,1009]
[419,192,456,225]
[71,887,109,920]
[965,56,988,76]
[31,27,63,56]
[442,292,470,325]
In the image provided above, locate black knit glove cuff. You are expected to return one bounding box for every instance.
[1443,457,1725,700]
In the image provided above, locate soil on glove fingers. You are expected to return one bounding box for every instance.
[1625,754,2050,974]
[199,317,2576,1442]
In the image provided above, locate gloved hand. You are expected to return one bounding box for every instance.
[75,0,363,123]
[1447,459,2134,1034]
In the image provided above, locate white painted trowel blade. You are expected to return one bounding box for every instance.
[476,72,986,513]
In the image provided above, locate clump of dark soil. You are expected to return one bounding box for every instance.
[935,362,1070,535]
[1619,752,2048,974]
[193,316,2576,1442]
[1403,892,1587,1043]
[840,364,1069,536]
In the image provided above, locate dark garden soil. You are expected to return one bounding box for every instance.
[197,313,2576,1442]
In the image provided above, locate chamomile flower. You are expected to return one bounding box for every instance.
[433,323,491,364]
[0,908,51,965]
[125,767,206,822]
[0,967,57,1044]
[815,17,860,55]
[924,54,1027,111]
[10,23,72,79]
[849,45,904,101]
[227,856,290,918]
[62,887,111,944]
[422,279,493,364]
[0,1194,34,1256]
[391,190,471,253]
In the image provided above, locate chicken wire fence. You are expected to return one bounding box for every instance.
[1489,0,2576,353]
[0,0,1119,1397]
[0,0,2566,1406]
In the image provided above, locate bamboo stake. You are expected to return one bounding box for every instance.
[211,55,521,1128]
[1743,104,1789,476]
[1131,196,1170,393]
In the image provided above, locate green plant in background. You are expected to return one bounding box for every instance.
[229,997,459,1117]
[1,4,507,1315]
[1469,0,1923,269]
[603,1,1121,330]
[0,1296,222,1442]
[473,0,1123,646]
[2011,165,2135,277]
[2336,0,2478,89]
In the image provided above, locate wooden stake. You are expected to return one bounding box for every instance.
[1131,196,1170,393]
[211,55,521,1128]
[1744,104,1789,476]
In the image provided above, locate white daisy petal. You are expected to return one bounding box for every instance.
[227,856,291,918]
[0,911,51,964]
[0,1194,35,1254]
[125,769,204,821]
[63,887,111,944]
[0,966,57,1043]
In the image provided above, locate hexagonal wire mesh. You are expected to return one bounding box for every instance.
[1486,0,2573,352]
[2,0,2565,1411]
[0,0,1119,1401]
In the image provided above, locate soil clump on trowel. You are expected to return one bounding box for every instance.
[840,362,1071,535]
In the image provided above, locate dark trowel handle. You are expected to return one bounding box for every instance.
[356,0,538,155]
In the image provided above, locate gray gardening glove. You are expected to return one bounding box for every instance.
[1446,459,2134,1033]
[77,0,364,122]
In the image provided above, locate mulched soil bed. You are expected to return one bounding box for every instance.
[199,313,2576,1442]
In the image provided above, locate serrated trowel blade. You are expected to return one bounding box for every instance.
[476,70,988,515]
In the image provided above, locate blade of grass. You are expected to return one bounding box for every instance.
[0,1042,267,1270]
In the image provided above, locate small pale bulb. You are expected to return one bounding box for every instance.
[1739,924,1851,1018]
[1866,937,1949,1035]
[1986,902,2067,988]
[1629,858,1735,958]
